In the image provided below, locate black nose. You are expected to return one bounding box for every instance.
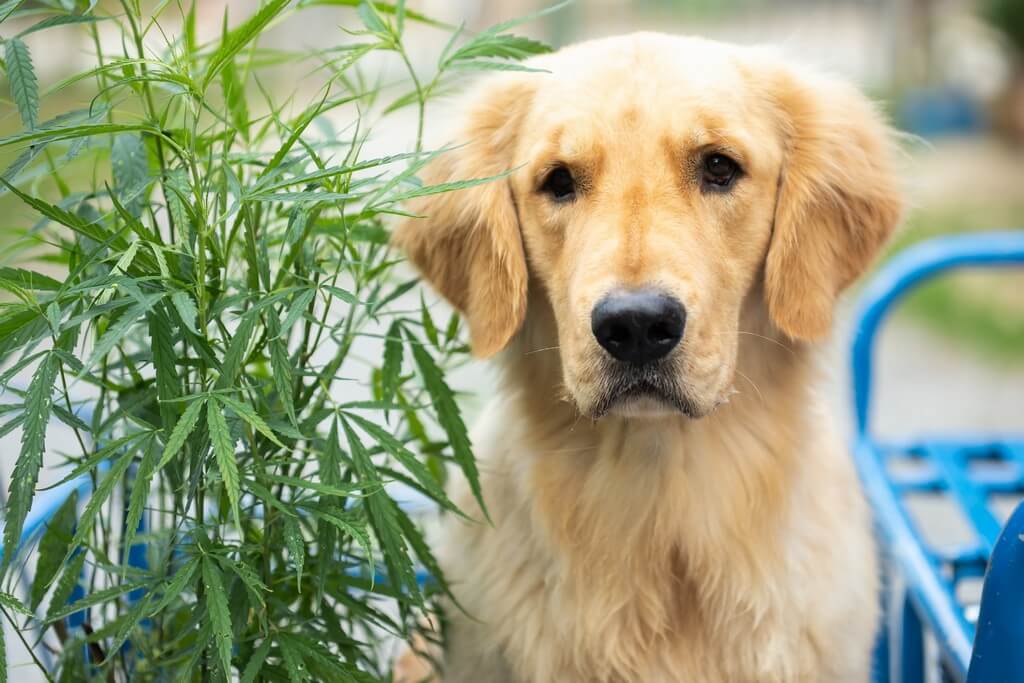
[591,289,686,365]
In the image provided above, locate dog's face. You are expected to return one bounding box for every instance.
[397,34,901,420]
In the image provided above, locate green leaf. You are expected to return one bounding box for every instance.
[358,0,389,35]
[67,451,135,558]
[221,53,250,139]
[170,290,199,334]
[156,396,206,471]
[240,638,273,683]
[0,267,62,291]
[344,411,456,514]
[0,178,130,252]
[123,439,159,558]
[283,516,304,589]
[148,557,198,617]
[341,417,419,601]
[30,490,78,610]
[0,122,158,149]
[148,305,179,432]
[0,591,30,617]
[17,14,109,39]
[45,577,149,623]
[270,332,297,425]
[279,635,311,683]
[208,401,241,529]
[310,507,372,565]
[3,352,58,574]
[278,288,314,337]
[420,294,439,348]
[79,293,162,377]
[214,393,284,447]
[216,307,257,389]
[44,551,85,621]
[103,594,154,664]
[381,318,403,403]
[0,0,25,23]
[4,38,37,130]
[448,33,552,63]
[409,335,487,520]
[201,556,234,678]
[203,0,291,90]
[111,133,150,218]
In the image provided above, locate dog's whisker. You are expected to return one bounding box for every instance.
[735,369,765,404]
[737,330,796,356]
[524,345,561,356]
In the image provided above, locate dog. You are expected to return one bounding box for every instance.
[393,32,902,683]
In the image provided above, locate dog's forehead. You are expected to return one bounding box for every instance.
[526,34,756,141]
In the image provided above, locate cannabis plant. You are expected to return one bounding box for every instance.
[0,0,556,679]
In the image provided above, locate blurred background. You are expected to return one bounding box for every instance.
[1,1,1023,676]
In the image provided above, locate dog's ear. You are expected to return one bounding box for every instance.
[393,75,535,358]
[763,65,903,341]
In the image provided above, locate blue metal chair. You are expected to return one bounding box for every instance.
[850,231,1024,682]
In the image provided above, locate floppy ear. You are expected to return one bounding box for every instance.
[393,76,534,358]
[764,66,903,341]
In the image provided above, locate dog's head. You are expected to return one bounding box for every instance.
[396,34,902,420]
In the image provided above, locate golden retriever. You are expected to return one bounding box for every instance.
[394,33,902,683]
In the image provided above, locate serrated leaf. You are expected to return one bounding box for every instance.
[240,638,273,683]
[5,38,37,130]
[67,451,134,559]
[123,438,159,559]
[30,490,77,610]
[381,318,403,403]
[3,352,58,573]
[344,412,456,514]
[79,293,161,377]
[149,305,179,432]
[270,332,296,425]
[279,636,311,683]
[420,294,439,348]
[102,593,153,663]
[111,133,150,218]
[278,288,314,337]
[0,0,25,23]
[216,307,256,389]
[408,335,487,520]
[283,516,304,589]
[170,290,199,334]
[208,401,241,529]
[369,278,416,315]
[312,507,372,565]
[17,14,108,39]
[44,550,85,621]
[156,396,206,471]
[0,591,30,616]
[0,267,62,291]
[341,417,419,602]
[148,557,198,617]
[215,393,283,447]
[45,577,149,623]
[203,0,290,89]
[202,557,234,678]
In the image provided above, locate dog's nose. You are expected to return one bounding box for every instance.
[591,289,686,364]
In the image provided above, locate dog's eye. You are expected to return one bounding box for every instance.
[541,166,576,202]
[702,153,740,190]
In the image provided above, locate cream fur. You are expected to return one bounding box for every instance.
[393,33,901,683]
